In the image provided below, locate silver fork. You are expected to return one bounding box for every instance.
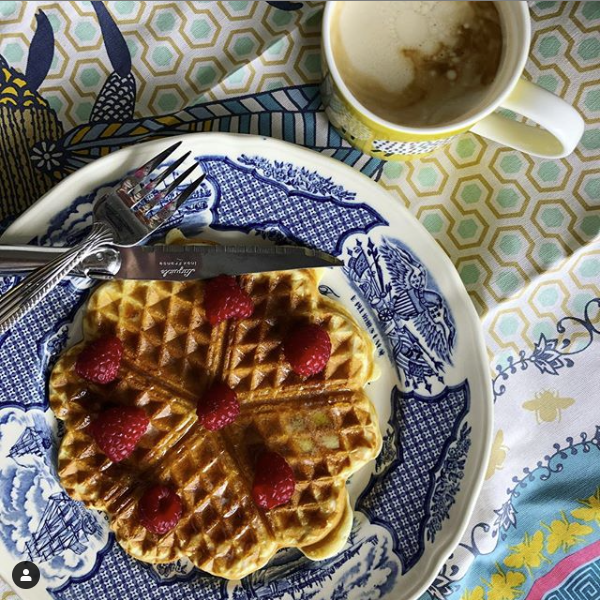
[0,141,204,334]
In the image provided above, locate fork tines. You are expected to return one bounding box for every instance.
[126,143,204,226]
[149,173,205,226]
[133,141,183,182]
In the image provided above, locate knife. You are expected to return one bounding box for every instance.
[0,244,343,281]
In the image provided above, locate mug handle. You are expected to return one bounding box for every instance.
[471,78,585,158]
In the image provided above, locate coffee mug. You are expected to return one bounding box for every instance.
[321,1,585,160]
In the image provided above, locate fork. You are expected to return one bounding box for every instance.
[0,141,204,334]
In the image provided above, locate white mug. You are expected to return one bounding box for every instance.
[321,1,585,160]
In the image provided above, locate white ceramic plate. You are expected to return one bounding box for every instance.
[0,133,492,600]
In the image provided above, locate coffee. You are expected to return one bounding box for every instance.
[330,1,503,128]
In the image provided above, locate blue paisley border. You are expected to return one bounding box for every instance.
[492,298,600,402]
[199,154,388,255]
[50,536,117,595]
[358,382,471,573]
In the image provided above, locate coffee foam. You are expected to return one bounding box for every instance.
[331,1,502,127]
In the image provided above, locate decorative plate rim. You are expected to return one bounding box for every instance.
[0,132,493,600]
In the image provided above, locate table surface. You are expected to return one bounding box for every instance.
[0,2,599,599]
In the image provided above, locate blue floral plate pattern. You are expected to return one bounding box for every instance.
[0,133,492,600]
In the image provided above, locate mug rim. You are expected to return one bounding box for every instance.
[322,0,531,135]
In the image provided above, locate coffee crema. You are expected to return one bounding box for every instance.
[330,1,503,128]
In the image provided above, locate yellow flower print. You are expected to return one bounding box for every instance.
[460,587,485,600]
[571,487,600,525]
[504,531,547,573]
[543,512,593,554]
[484,567,525,600]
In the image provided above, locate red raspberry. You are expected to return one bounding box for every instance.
[283,324,331,377]
[252,451,295,510]
[138,484,182,535]
[89,406,149,462]
[75,335,123,384]
[204,275,254,326]
[197,382,240,431]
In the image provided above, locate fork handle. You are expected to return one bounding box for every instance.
[0,223,113,335]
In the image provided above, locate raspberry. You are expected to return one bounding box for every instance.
[283,324,331,377]
[204,275,254,326]
[138,484,182,535]
[75,335,123,384]
[197,382,240,431]
[89,406,149,462]
[252,451,295,510]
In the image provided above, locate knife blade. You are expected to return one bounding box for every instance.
[0,244,343,281]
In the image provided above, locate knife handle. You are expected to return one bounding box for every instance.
[0,224,116,335]
[0,245,120,278]
[0,245,67,272]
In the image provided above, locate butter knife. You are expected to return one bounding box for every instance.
[0,244,343,281]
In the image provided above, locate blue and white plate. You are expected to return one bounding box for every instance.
[0,133,492,600]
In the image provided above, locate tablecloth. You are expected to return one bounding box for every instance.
[0,1,599,599]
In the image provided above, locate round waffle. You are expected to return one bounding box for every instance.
[50,245,382,579]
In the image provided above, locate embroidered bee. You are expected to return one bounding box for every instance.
[522,389,576,423]
[485,429,509,480]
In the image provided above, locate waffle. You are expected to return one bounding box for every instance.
[49,241,382,580]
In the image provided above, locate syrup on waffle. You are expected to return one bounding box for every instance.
[50,235,382,579]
